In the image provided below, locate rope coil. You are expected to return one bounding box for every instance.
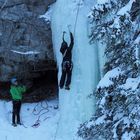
[32,100,50,128]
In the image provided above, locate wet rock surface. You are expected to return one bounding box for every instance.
[0,0,56,81]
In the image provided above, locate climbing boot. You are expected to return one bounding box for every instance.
[65,86,70,90]
[12,123,17,127]
[17,122,22,125]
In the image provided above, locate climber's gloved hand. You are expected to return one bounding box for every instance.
[67,25,72,32]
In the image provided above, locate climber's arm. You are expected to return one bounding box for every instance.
[60,31,66,54]
[69,31,74,51]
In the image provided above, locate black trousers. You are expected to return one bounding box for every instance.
[60,69,72,88]
[12,100,21,124]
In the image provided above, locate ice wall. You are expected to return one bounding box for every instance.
[51,0,104,139]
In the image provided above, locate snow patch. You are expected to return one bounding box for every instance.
[122,132,135,140]
[40,6,52,22]
[117,0,134,16]
[97,0,110,4]
[11,50,40,55]
[95,115,106,125]
[97,67,123,88]
[120,77,140,91]
[134,35,140,44]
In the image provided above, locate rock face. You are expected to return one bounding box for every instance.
[0,0,56,81]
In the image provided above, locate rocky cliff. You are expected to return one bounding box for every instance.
[0,0,56,81]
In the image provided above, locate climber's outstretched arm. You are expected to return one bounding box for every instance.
[60,31,68,54]
[62,31,66,42]
[69,31,74,51]
[67,25,74,50]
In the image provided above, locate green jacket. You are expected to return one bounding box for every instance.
[10,85,26,100]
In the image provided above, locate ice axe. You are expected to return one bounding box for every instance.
[67,24,72,32]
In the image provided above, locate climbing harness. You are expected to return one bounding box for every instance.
[62,61,73,71]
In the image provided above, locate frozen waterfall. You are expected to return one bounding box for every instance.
[51,0,105,139]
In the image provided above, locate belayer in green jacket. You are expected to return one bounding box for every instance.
[10,78,26,127]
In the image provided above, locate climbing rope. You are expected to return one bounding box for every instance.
[32,100,50,128]
[73,0,82,36]
[74,0,82,93]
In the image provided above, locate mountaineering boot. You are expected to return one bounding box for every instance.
[65,86,70,90]
[60,85,63,89]
[17,122,22,125]
[12,123,17,127]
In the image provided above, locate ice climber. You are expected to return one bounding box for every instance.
[10,78,26,127]
[59,27,74,90]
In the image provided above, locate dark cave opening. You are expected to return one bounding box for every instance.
[0,69,58,102]
[29,69,59,102]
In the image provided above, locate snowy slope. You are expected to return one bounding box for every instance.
[51,0,105,139]
[0,99,59,140]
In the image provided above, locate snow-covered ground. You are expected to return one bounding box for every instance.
[0,99,59,140]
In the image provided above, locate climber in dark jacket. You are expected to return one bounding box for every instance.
[59,27,74,90]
